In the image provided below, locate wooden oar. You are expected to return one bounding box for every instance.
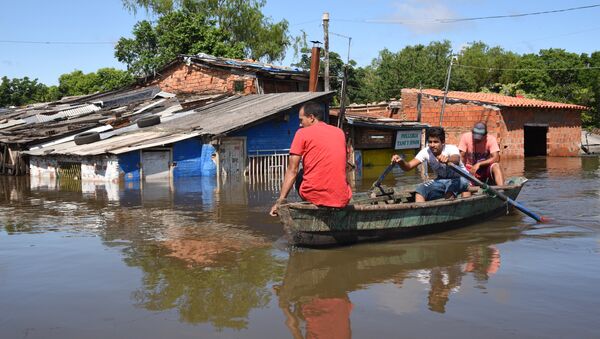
[371,163,396,189]
[447,163,549,223]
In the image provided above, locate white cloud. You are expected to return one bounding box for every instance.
[385,0,462,34]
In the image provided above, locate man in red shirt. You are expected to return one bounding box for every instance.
[458,122,504,193]
[269,101,352,216]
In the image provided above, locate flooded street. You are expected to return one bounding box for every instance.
[1,157,599,338]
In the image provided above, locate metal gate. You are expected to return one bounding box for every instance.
[247,150,289,188]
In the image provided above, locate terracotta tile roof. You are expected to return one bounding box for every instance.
[407,89,588,110]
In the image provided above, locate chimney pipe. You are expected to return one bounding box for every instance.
[309,42,321,92]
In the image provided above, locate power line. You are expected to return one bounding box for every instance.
[334,4,600,24]
[454,64,600,71]
[0,40,116,45]
[436,4,600,23]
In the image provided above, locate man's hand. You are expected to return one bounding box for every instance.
[269,204,279,216]
[391,154,406,164]
[436,153,449,164]
[269,198,287,216]
[469,162,480,175]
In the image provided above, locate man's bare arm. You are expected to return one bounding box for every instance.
[270,155,301,216]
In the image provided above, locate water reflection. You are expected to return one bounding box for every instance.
[125,240,283,330]
[0,156,598,337]
[275,223,519,337]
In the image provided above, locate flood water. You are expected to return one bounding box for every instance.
[1,157,599,338]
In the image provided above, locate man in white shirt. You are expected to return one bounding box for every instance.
[391,126,468,202]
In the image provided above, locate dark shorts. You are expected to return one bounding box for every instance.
[294,168,305,200]
[415,177,469,201]
[465,163,497,184]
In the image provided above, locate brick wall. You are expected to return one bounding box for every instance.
[148,63,257,95]
[401,89,582,157]
[401,89,502,145]
[502,108,581,157]
[330,103,404,119]
[148,63,307,95]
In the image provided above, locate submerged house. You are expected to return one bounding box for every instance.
[145,53,313,96]
[0,86,180,176]
[330,101,428,179]
[401,89,588,157]
[24,92,333,183]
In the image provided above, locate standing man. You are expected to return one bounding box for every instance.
[458,122,504,189]
[391,127,468,202]
[269,102,352,216]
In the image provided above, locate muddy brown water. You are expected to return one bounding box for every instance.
[1,157,599,338]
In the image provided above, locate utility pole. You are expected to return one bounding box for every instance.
[439,54,455,126]
[323,12,330,92]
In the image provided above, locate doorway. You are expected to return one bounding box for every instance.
[219,137,247,181]
[142,149,172,180]
[524,124,548,156]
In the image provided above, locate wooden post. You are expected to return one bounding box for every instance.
[323,12,330,92]
[0,144,6,175]
[309,44,321,92]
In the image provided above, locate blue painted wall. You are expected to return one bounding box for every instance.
[172,138,217,177]
[199,144,217,176]
[232,104,329,154]
[118,151,141,182]
[117,103,328,180]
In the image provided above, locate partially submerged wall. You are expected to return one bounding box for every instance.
[30,155,121,182]
[401,89,582,157]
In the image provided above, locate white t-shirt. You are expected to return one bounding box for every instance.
[414,144,466,179]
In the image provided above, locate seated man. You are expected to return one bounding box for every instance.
[392,127,469,202]
[270,101,352,216]
[458,122,504,192]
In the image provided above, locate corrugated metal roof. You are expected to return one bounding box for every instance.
[346,116,429,130]
[159,92,334,136]
[407,89,589,110]
[0,119,26,130]
[109,132,202,154]
[30,103,101,123]
[25,92,333,156]
[186,53,306,76]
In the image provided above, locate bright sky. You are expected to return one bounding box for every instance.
[1,0,599,85]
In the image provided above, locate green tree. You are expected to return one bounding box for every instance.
[58,68,134,96]
[115,11,244,77]
[452,42,520,92]
[350,41,452,103]
[121,0,291,62]
[292,49,356,103]
[0,76,60,107]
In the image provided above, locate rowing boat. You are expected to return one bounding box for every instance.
[277,177,528,247]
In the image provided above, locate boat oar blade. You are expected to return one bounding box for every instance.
[371,163,396,189]
[447,163,548,223]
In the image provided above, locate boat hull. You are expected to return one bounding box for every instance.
[278,178,525,247]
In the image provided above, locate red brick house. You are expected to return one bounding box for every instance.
[401,89,587,157]
[145,53,311,95]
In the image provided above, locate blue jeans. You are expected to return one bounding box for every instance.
[415,177,469,201]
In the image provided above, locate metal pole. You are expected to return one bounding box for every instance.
[439,55,455,126]
[323,12,330,92]
[336,65,348,129]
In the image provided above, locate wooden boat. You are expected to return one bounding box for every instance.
[277,177,528,247]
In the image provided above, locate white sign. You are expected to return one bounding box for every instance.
[394,130,422,150]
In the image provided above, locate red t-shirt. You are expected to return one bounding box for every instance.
[458,132,500,166]
[290,122,352,207]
